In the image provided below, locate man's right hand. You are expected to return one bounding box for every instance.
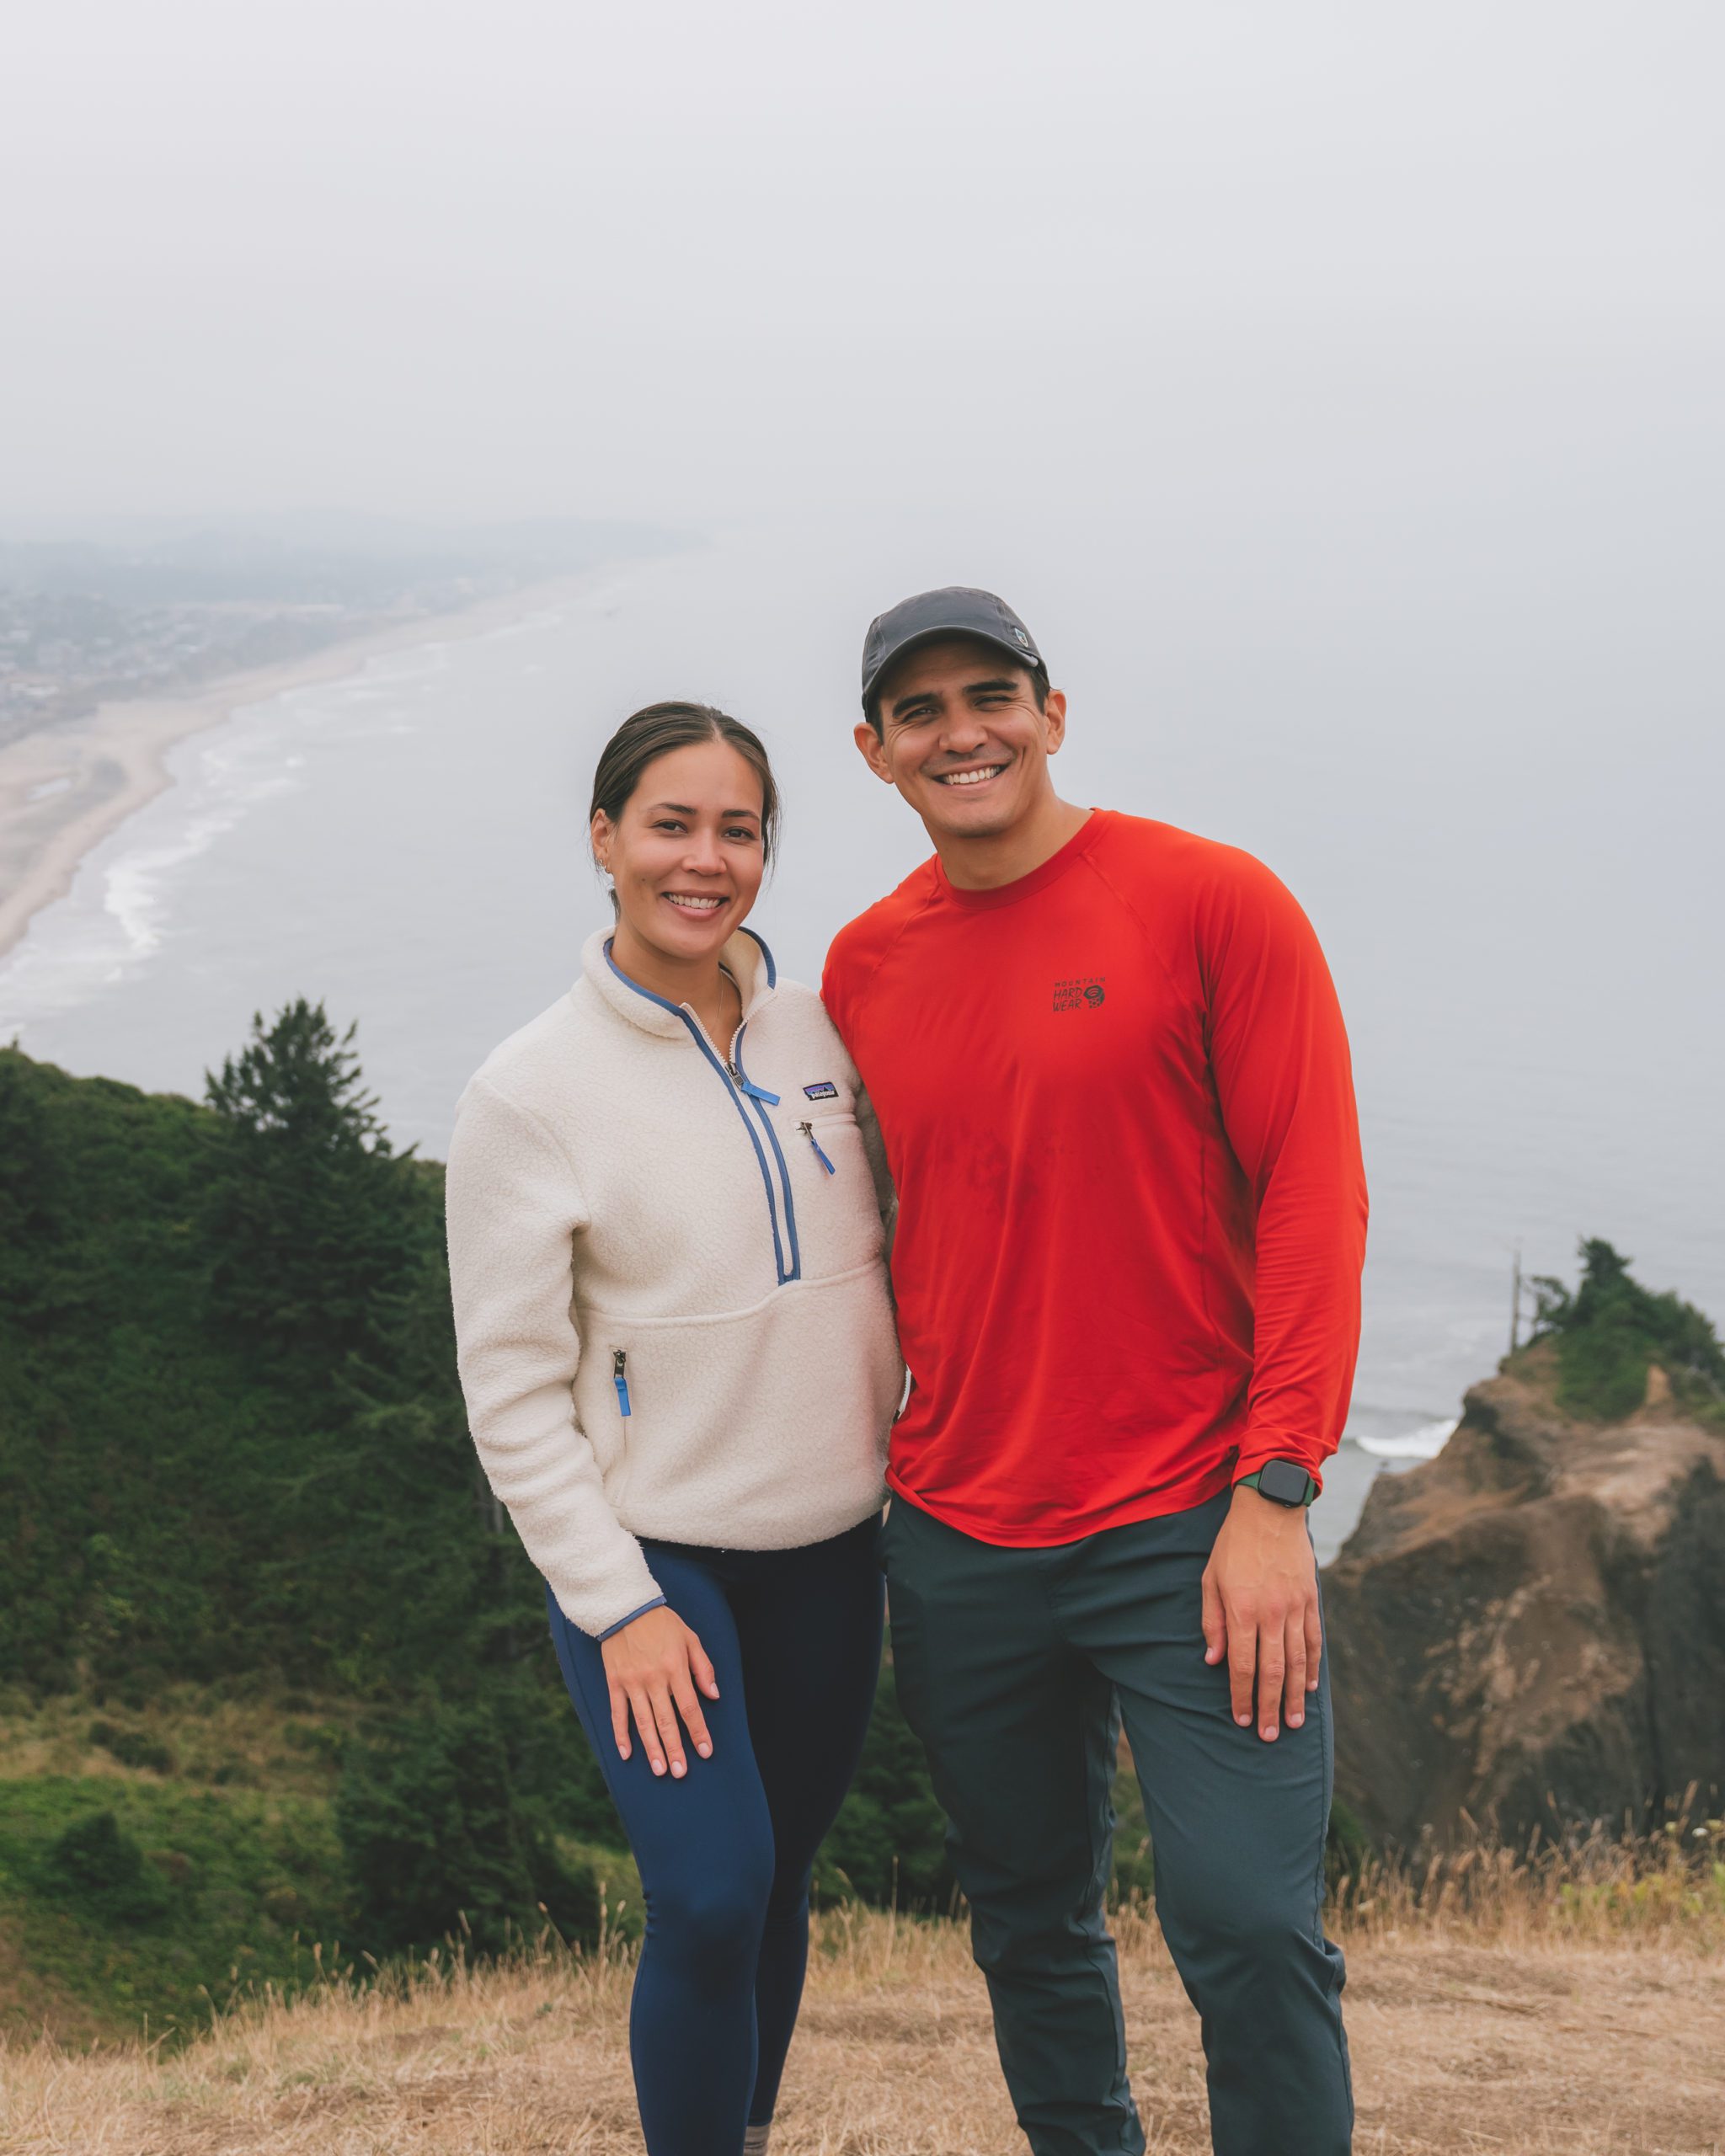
[600,1605,720,1777]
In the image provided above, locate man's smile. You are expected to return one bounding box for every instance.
[933,763,1007,788]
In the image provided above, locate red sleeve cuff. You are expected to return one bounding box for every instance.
[1233,1439,1328,1497]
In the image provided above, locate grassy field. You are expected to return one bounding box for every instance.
[0,1689,642,2047]
[0,1683,1151,2049]
[0,1689,356,2045]
[3,1840,1722,2156]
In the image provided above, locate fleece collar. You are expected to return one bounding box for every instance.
[580,923,778,1042]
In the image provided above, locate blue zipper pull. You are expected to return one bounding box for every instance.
[728,1056,780,1105]
[612,1348,632,1418]
[798,1121,836,1175]
[730,1025,781,1105]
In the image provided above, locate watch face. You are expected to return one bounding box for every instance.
[1258,1459,1311,1507]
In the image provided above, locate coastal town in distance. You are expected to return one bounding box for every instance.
[0,515,683,966]
[0,515,673,748]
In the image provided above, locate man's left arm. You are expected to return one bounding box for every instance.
[1194,853,1369,1743]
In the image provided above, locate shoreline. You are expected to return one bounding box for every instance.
[0,572,591,966]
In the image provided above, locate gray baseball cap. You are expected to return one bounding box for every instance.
[860,586,1045,715]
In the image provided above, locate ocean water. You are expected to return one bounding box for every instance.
[4,512,1719,1561]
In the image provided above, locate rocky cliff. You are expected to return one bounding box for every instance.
[1322,1341,1725,1851]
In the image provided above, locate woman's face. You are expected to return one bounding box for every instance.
[593,738,767,967]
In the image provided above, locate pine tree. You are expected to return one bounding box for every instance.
[335,1706,599,1955]
[0,1044,65,1326]
[203,1001,424,1370]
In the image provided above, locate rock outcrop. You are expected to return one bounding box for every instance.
[1322,1342,1725,1850]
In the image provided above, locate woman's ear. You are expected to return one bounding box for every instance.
[590,808,613,874]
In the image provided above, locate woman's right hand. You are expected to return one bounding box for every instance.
[601,1605,720,1777]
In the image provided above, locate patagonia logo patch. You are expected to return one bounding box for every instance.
[1052,976,1106,1013]
[803,1081,840,1100]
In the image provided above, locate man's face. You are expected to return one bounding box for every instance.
[854,636,1067,841]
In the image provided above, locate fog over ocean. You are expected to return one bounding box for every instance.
[3,510,1719,1559]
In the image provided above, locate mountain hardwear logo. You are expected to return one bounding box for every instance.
[1052,977,1106,1013]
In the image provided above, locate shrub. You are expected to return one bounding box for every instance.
[1326,1794,1370,1892]
[1530,1239,1725,1422]
[335,1707,598,1957]
[88,1721,176,1774]
[43,1810,173,1926]
[818,1658,954,1909]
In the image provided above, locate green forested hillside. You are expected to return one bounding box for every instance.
[3,1013,514,1695]
[14,1013,1701,2045]
[0,1014,960,2036]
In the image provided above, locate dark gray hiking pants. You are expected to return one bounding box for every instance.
[881,1488,1352,2156]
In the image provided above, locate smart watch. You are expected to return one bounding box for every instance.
[1237,1460,1319,1508]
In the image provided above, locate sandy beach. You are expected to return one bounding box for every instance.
[0,574,590,966]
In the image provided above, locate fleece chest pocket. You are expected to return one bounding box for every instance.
[794,1111,863,1177]
[795,1118,839,1175]
[785,1113,881,1270]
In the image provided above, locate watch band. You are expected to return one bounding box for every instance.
[1237,1461,1319,1508]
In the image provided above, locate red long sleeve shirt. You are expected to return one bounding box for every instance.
[821,809,1368,1545]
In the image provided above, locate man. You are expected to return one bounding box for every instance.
[821,588,1366,2156]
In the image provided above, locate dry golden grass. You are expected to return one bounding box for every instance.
[4,1837,1722,2156]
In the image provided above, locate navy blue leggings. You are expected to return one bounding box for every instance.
[547,1515,884,2156]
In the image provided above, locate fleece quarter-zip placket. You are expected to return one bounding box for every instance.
[604,938,803,1286]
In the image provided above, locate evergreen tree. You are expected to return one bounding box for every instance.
[0,1045,66,1326]
[203,1001,424,1369]
[335,1707,599,1955]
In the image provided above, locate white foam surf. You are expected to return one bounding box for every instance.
[1353,1417,1459,1461]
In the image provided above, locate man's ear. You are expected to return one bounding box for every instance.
[853,718,895,784]
[1041,688,1069,755]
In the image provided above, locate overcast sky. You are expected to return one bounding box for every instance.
[3,1,1721,527]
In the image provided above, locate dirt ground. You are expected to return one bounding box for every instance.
[3,1906,1722,2156]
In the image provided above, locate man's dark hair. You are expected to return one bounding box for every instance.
[589,700,781,862]
[865,649,1049,735]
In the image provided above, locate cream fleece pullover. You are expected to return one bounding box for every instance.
[445,926,901,1637]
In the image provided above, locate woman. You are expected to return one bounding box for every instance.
[445,702,900,2156]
